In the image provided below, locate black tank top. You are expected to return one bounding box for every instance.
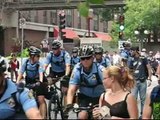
[102,92,130,118]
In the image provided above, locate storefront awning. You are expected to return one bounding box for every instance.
[94,32,112,41]
[53,27,79,39]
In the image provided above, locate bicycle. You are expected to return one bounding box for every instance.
[72,103,99,119]
[47,76,66,120]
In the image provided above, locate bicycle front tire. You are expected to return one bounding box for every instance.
[48,95,58,120]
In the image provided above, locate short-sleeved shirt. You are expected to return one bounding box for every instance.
[71,56,80,68]
[19,58,44,79]
[128,57,148,80]
[94,57,111,68]
[44,50,71,73]
[0,79,37,119]
[69,63,105,97]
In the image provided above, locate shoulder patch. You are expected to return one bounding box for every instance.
[28,90,34,99]
[7,97,16,108]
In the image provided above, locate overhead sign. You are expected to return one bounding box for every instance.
[80,38,102,48]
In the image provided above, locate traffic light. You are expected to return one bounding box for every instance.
[61,29,66,40]
[59,13,66,30]
[119,31,123,40]
[119,15,125,31]
[118,15,125,40]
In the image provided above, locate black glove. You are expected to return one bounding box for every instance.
[63,104,73,113]
[61,75,70,87]
[63,75,70,81]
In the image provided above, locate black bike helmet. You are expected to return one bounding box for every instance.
[28,46,41,55]
[122,41,131,48]
[52,40,61,49]
[72,47,79,53]
[94,46,103,54]
[0,56,7,73]
[79,46,93,58]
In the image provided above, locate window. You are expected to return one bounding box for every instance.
[66,10,72,27]
[103,21,108,32]
[93,16,98,31]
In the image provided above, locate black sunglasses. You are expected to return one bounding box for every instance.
[95,52,102,54]
[52,47,59,50]
[80,56,92,61]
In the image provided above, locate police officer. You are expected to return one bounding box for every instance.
[17,46,47,119]
[0,56,42,119]
[44,40,71,105]
[65,46,105,119]
[71,47,80,70]
[94,46,111,68]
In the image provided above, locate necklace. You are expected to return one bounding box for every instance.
[110,89,123,96]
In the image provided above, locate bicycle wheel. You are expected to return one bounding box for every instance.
[48,95,58,120]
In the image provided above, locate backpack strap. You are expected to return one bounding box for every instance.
[11,92,23,113]
[79,63,102,88]
[50,51,66,64]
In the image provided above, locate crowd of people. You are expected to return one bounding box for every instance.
[0,40,160,119]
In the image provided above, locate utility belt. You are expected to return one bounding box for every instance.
[135,76,147,83]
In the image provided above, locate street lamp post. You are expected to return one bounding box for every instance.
[134,29,149,50]
[19,18,26,64]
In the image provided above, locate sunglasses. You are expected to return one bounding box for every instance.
[31,55,40,57]
[52,48,59,50]
[80,56,92,61]
[95,52,102,54]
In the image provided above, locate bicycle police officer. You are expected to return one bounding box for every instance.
[17,46,47,119]
[0,55,42,119]
[71,47,80,70]
[43,40,71,105]
[94,46,111,68]
[65,46,105,119]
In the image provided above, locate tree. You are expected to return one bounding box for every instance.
[109,0,160,43]
[67,0,104,17]
[123,0,160,41]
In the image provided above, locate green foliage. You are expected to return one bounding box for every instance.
[87,0,104,4]
[17,48,29,57]
[78,2,89,17]
[72,0,104,17]
[107,0,160,43]
[124,0,160,39]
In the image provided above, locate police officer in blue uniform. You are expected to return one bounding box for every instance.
[17,46,47,119]
[94,46,111,68]
[0,56,42,119]
[65,46,105,119]
[44,40,71,105]
[120,41,131,67]
[71,47,80,70]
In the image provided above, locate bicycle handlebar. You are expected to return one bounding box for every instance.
[72,104,99,113]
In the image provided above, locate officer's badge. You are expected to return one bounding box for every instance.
[92,74,97,80]
[28,90,34,99]
[7,97,16,108]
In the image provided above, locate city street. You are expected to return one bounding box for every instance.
[5,57,159,119]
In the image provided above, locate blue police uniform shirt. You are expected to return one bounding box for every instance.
[71,56,80,68]
[94,57,111,68]
[44,50,71,72]
[69,63,105,97]
[19,58,44,79]
[0,79,37,119]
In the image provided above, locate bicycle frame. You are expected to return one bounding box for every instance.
[48,77,66,120]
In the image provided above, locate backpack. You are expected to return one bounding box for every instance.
[24,59,40,82]
[50,51,66,65]
[150,85,160,119]
[25,59,39,75]
[79,63,102,88]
